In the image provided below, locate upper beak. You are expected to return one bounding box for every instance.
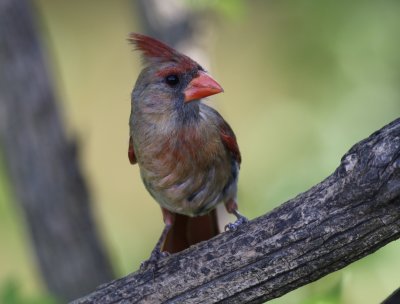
[184,71,224,102]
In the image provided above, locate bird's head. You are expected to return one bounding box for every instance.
[129,33,223,115]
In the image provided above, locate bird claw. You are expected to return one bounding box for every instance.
[140,249,170,272]
[225,215,248,232]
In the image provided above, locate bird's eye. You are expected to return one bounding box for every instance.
[165,74,179,86]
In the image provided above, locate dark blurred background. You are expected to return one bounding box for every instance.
[0,0,399,303]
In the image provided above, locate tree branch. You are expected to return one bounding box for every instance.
[72,118,400,304]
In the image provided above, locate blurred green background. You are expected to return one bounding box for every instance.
[1,0,399,303]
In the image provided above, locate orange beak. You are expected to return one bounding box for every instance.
[184,71,224,102]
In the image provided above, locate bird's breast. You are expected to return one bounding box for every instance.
[134,120,234,216]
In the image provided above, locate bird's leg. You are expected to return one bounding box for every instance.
[224,198,248,231]
[140,208,174,271]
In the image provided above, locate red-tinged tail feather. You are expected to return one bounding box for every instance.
[162,210,219,254]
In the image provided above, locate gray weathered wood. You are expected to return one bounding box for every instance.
[0,0,113,301]
[72,118,400,304]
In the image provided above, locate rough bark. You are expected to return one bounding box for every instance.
[72,117,400,304]
[0,0,113,301]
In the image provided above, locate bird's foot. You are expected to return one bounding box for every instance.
[225,213,248,232]
[140,249,170,273]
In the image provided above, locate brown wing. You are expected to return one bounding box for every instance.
[219,120,241,165]
[128,136,137,165]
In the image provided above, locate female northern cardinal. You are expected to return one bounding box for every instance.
[128,33,247,265]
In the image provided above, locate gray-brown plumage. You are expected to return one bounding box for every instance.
[128,33,246,257]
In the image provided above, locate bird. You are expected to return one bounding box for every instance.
[127,33,247,265]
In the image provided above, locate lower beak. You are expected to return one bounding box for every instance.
[184,71,224,102]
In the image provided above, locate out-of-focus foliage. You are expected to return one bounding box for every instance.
[186,0,247,19]
[0,0,399,303]
[300,278,342,304]
[0,279,56,304]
